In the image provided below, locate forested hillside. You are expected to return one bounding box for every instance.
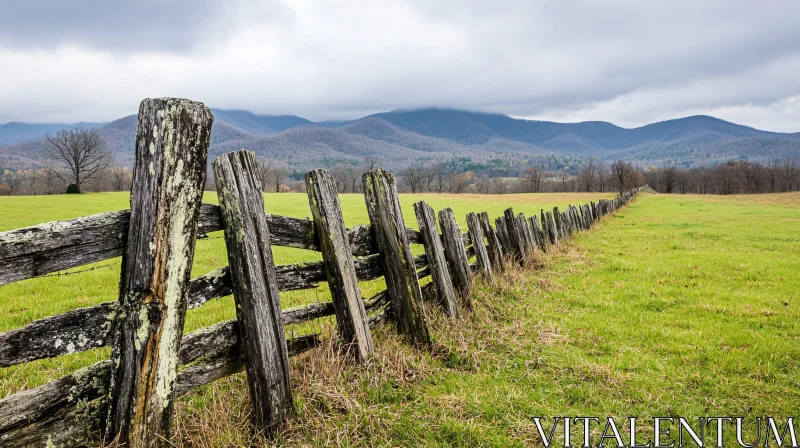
[1,107,798,171]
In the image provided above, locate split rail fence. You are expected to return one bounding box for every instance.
[0,98,642,447]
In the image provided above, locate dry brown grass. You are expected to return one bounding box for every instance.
[672,191,800,207]
[169,239,595,447]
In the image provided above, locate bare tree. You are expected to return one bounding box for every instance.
[403,165,425,193]
[596,161,610,192]
[270,164,290,192]
[490,177,506,194]
[520,165,545,193]
[660,165,679,193]
[43,127,112,193]
[256,157,273,192]
[448,171,472,194]
[431,162,448,193]
[577,159,597,192]
[780,159,798,192]
[611,159,635,194]
[110,167,132,192]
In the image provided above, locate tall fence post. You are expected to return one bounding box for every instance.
[106,98,212,446]
[213,150,293,433]
[479,212,505,273]
[414,201,459,318]
[438,207,474,310]
[362,169,431,347]
[466,212,493,282]
[306,169,375,362]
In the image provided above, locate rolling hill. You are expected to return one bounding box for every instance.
[1,107,798,171]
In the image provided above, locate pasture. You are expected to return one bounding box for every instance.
[1,191,798,446]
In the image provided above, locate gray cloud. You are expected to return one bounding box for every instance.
[0,0,798,131]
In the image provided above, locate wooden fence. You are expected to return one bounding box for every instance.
[0,98,642,448]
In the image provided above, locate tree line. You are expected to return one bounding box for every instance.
[643,159,799,194]
[1,127,796,196]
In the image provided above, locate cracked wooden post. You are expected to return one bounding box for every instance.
[495,216,513,257]
[545,211,559,245]
[529,216,544,252]
[414,201,458,318]
[517,213,534,256]
[105,98,213,447]
[466,212,493,282]
[479,212,504,273]
[306,169,375,362]
[362,169,430,347]
[503,208,526,264]
[213,150,293,433]
[438,207,473,310]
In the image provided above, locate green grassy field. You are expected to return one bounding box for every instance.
[1,191,798,447]
[0,191,611,396]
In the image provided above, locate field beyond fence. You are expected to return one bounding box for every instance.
[0,98,641,447]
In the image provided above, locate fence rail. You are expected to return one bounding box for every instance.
[0,97,643,448]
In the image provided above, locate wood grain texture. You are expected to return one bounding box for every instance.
[414,201,458,318]
[306,169,374,363]
[438,207,473,310]
[494,216,513,257]
[213,149,292,434]
[0,251,423,368]
[466,212,493,282]
[106,98,212,447]
[479,212,504,273]
[362,169,430,347]
[503,208,526,263]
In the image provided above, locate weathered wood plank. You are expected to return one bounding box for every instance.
[413,201,458,318]
[466,212,493,282]
[362,169,430,346]
[0,330,319,448]
[105,98,212,447]
[213,149,293,433]
[479,212,504,273]
[503,208,526,263]
[494,216,513,257]
[306,169,374,363]
[438,207,473,310]
[0,251,429,368]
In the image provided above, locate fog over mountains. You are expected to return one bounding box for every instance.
[2,108,798,171]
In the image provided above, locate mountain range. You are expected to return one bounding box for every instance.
[1,108,798,172]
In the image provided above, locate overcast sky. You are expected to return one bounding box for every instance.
[1,0,798,131]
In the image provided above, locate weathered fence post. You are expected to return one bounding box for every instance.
[106,98,213,446]
[362,169,430,346]
[306,169,374,362]
[503,208,526,263]
[466,212,493,282]
[414,201,458,318]
[213,150,293,433]
[479,212,505,273]
[495,216,514,257]
[438,207,474,310]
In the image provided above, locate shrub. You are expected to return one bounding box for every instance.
[65,184,81,194]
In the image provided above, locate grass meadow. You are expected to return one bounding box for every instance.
[1,190,798,446]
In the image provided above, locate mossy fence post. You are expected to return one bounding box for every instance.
[362,169,431,347]
[414,200,458,318]
[213,149,293,434]
[105,98,213,447]
[306,169,375,363]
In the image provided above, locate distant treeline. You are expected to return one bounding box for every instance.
[1,134,796,197]
[643,159,799,194]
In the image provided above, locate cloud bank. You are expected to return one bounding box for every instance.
[1,0,798,131]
